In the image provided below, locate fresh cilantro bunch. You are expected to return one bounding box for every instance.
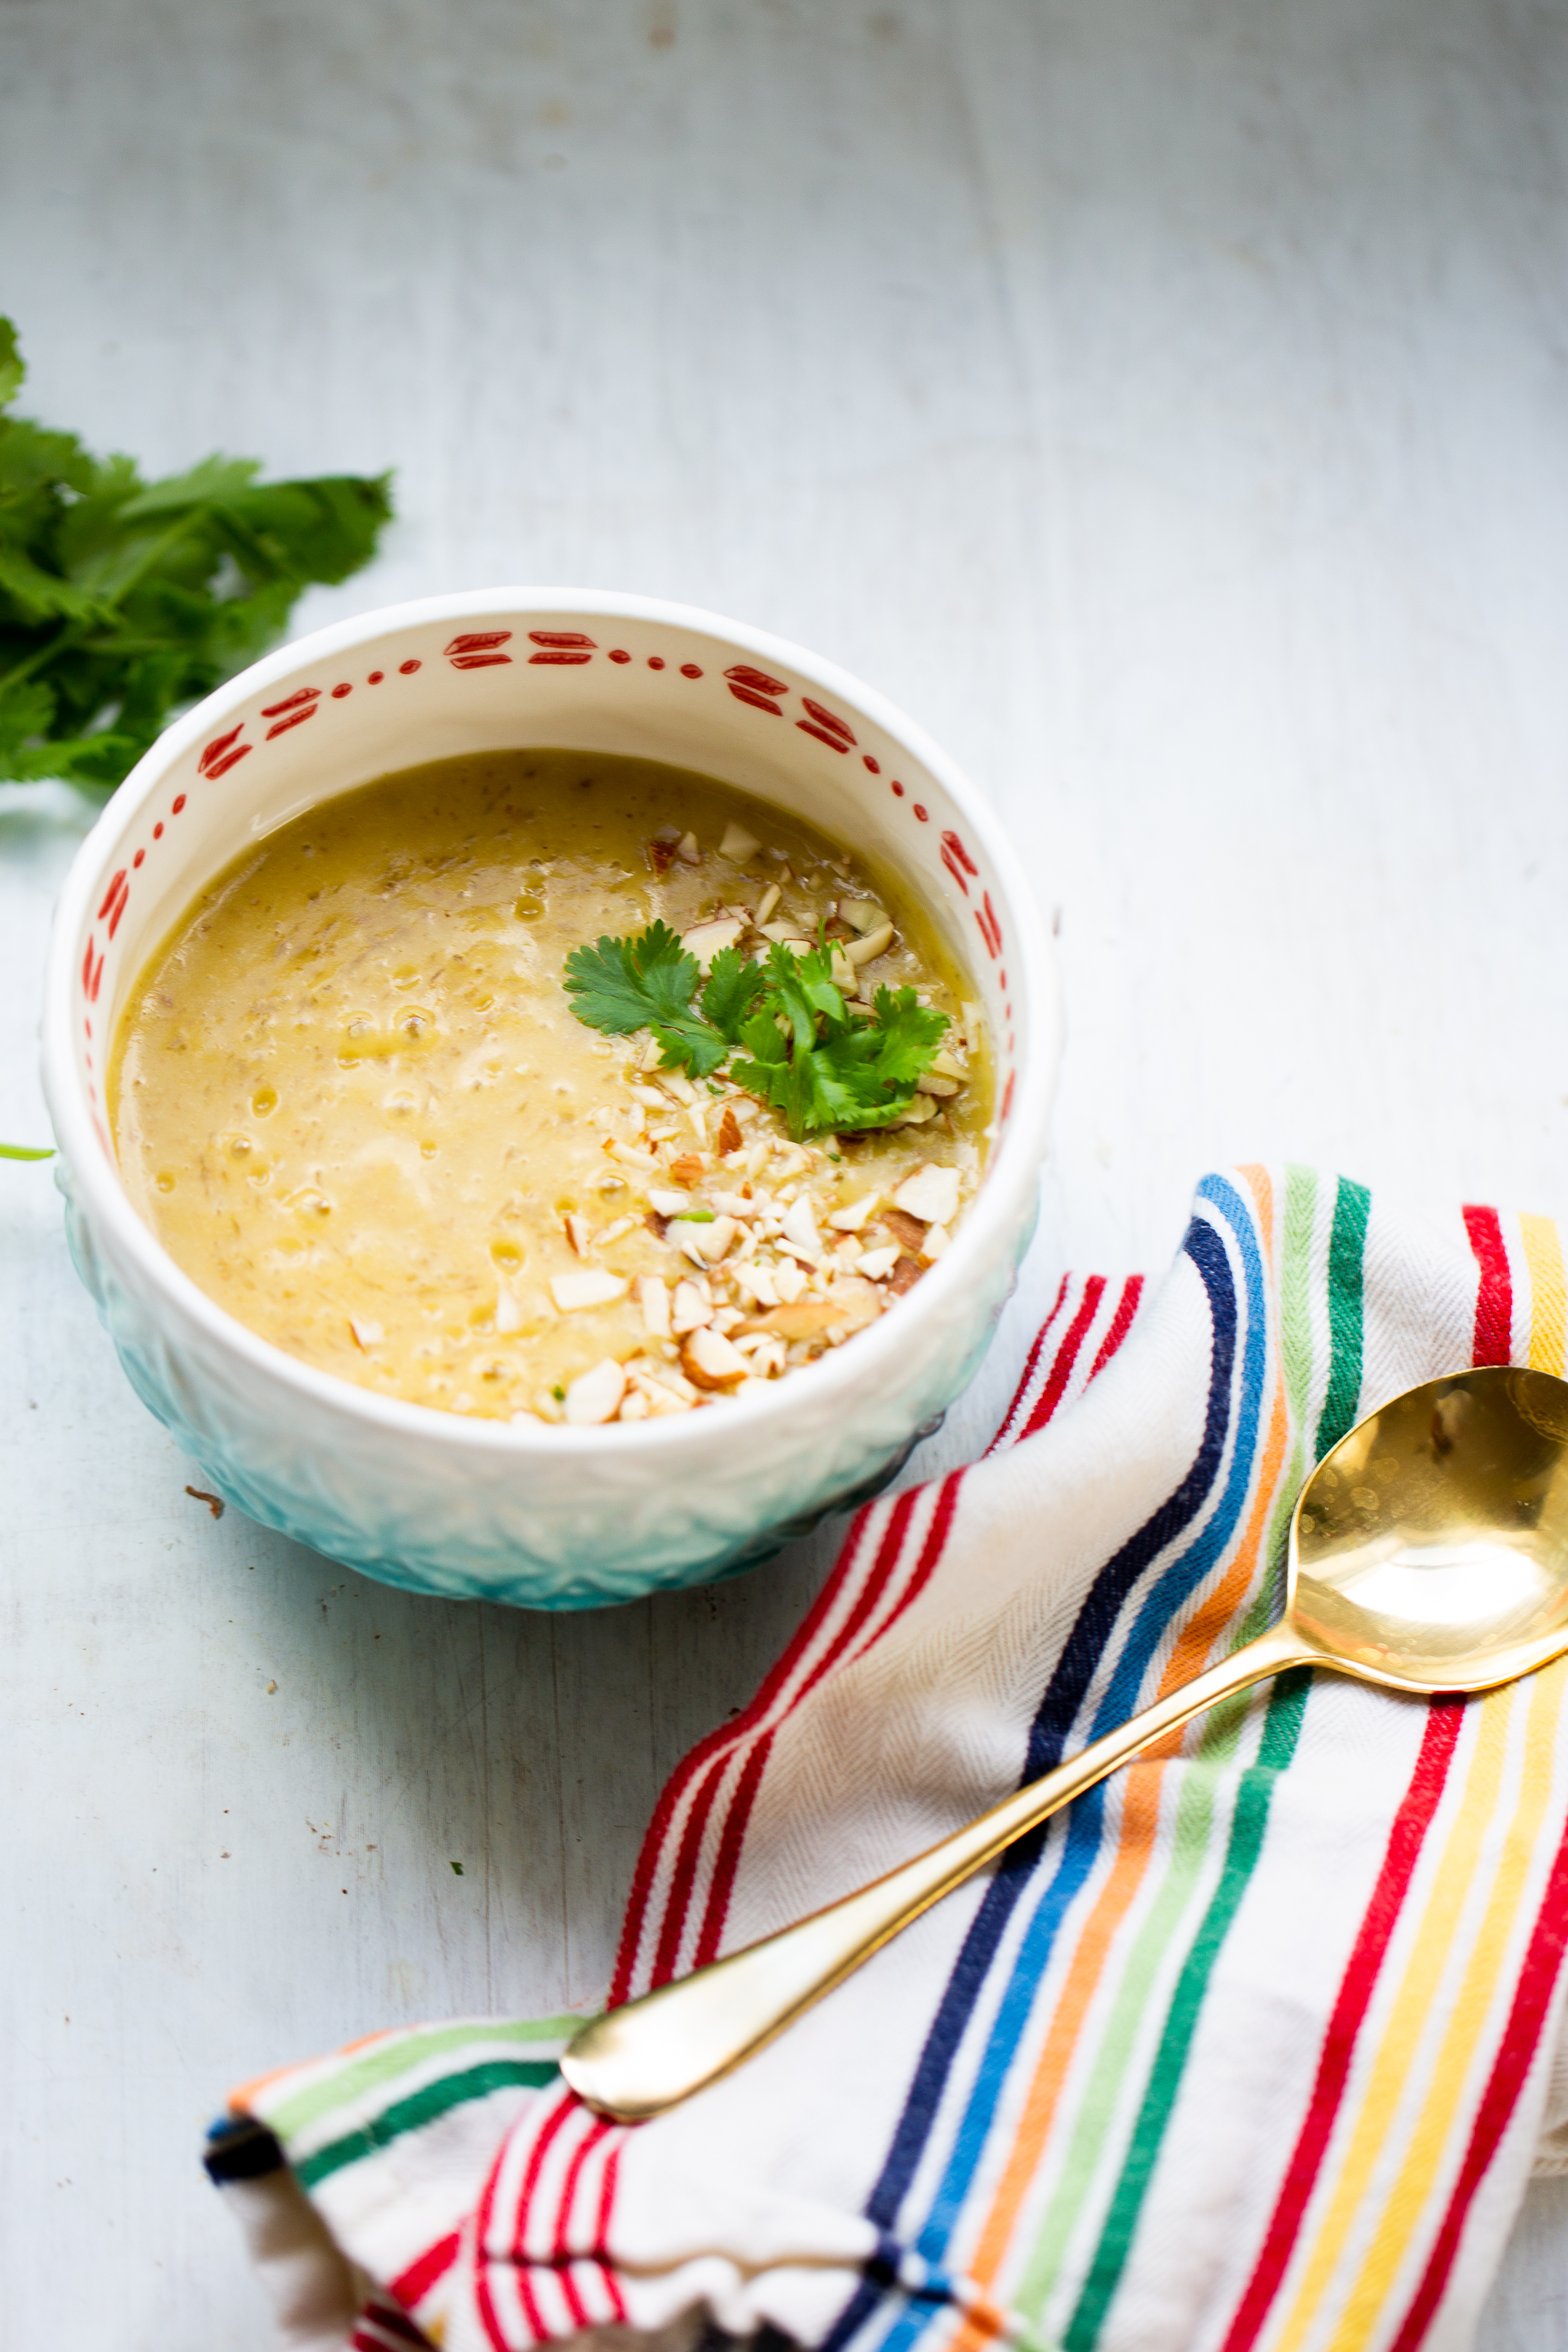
[563,920,948,1139]
[0,317,393,790]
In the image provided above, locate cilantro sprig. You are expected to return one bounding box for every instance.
[0,316,393,791]
[563,922,947,1139]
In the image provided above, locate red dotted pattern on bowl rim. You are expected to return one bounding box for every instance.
[78,630,1016,1127]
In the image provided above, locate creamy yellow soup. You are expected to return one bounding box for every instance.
[111,750,992,1425]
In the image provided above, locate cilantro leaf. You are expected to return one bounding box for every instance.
[761,940,846,1049]
[563,920,696,1033]
[700,944,769,1041]
[563,920,730,1078]
[0,315,392,792]
[0,320,23,413]
[650,1018,730,1080]
[862,985,949,1088]
[733,973,949,1137]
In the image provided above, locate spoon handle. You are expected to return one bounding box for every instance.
[560,1623,1311,2122]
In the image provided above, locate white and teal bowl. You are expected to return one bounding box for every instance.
[41,592,1059,1608]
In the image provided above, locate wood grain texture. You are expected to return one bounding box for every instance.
[2,0,1566,2340]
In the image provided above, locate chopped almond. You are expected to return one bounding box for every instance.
[731,1261,779,1309]
[563,1357,627,1425]
[842,899,888,936]
[675,830,702,865]
[845,922,895,966]
[716,1105,743,1156]
[824,1274,884,1332]
[550,1268,629,1313]
[681,918,744,971]
[646,836,677,876]
[739,1300,840,1341]
[626,1370,693,1416]
[893,1163,962,1224]
[828,1191,880,1233]
[637,1274,672,1338]
[857,1244,901,1281]
[494,1286,523,1333]
[349,1317,384,1351]
[887,1255,923,1297]
[617,1389,652,1421]
[708,1189,760,1218]
[670,1278,711,1334]
[922,1222,952,1262]
[916,1071,960,1098]
[753,881,781,925]
[607,1138,660,1171]
[668,1152,706,1183]
[773,1256,808,1304]
[680,1325,750,1388]
[670,1214,737,1267]
[719,820,761,862]
[779,1197,822,1256]
[563,1212,590,1255]
[879,1206,928,1254]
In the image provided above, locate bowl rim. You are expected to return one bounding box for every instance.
[42,586,1060,1457]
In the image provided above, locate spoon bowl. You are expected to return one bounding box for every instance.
[562,1366,1568,2122]
[1291,1370,1568,1686]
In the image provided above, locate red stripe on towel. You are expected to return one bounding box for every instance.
[1219,1698,1467,2352]
[1463,1204,1513,1365]
[1021,1276,1108,1441]
[1389,1804,1568,2351]
[390,2228,459,2310]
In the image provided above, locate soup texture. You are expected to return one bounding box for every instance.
[111,750,992,1426]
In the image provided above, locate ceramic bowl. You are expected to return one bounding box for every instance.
[41,591,1059,1608]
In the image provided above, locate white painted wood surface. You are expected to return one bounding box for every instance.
[2,0,1566,2339]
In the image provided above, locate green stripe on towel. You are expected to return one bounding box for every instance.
[293,2055,561,2191]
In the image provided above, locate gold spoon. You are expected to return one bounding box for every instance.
[562,1365,1568,2123]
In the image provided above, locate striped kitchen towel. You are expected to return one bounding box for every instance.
[214,1168,1568,2352]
